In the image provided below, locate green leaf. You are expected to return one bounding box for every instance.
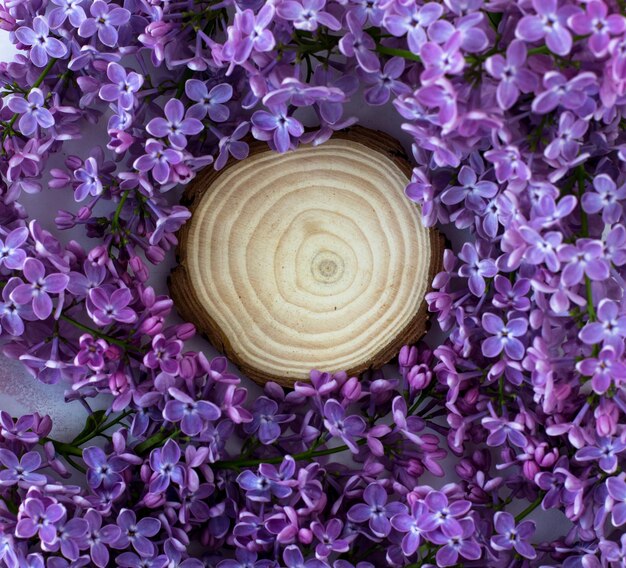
[72,410,107,445]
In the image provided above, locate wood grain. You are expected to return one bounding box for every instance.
[170,127,443,386]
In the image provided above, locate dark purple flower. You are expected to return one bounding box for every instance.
[569,0,626,57]
[49,0,87,29]
[430,518,481,567]
[338,12,379,72]
[348,483,407,537]
[579,299,626,346]
[236,464,293,502]
[219,548,276,568]
[99,62,144,111]
[15,16,67,67]
[484,146,530,183]
[0,227,28,270]
[15,497,65,545]
[485,40,538,110]
[490,512,536,559]
[116,552,168,568]
[88,286,137,326]
[418,491,471,534]
[493,276,531,311]
[10,258,69,320]
[133,139,183,185]
[147,99,203,149]
[516,0,574,56]
[481,313,528,360]
[149,439,184,493]
[251,104,304,154]
[323,399,365,453]
[390,501,427,555]
[581,174,626,225]
[186,80,232,122]
[244,396,294,445]
[311,519,350,559]
[79,0,130,47]
[282,545,326,568]
[112,509,161,557]
[482,414,527,448]
[144,334,183,375]
[0,450,46,487]
[163,387,221,436]
[83,446,128,488]
[277,0,341,31]
[458,243,497,297]
[80,509,121,568]
[7,89,55,136]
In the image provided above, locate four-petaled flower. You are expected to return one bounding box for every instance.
[11,258,69,320]
[163,387,221,437]
[490,511,537,559]
[15,16,67,67]
[7,90,55,137]
[99,62,144,111]
[88,286,137,326]
[78,0,130,47]
[348,483,407,537]
[146,99,203,149]
[481,313,528,361]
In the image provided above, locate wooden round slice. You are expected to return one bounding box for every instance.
[170,126,443,387]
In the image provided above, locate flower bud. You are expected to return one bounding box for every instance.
[341,376,361,402]
[399,345,418,370]
[298,528,313,544]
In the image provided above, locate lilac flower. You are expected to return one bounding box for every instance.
[144,334,183,375]
[420,32,465,82]
[579,299,626,346]
[558,240,609,286]
[516,0,574,56]
[215,122,250,170]
[458,243,497,296]
[15,16,67,67]
[148,439,184,493]
[323,399,365,453]
[112,509,161,557]
[384,2,443,53]
[147,99,203,149]
[607,477,626,526]
[575,436,626,473]
[486,40,538,110]
[163,387,221,436]
[83,446,127,488]
[236,467,292,502]
[10,258,69,320]
[0,412,39,444]
[311,519,350,559]
[581,174,626,225]
[73,157,103,202]
[15,497,65,544]
[441,166,497,211]
[282,545,326,568]
[220,549,276,568]
[418,491,471,534]
[490,512,536,559]
[49,0,87,29]
[251,104,304,154]
[544,111,588,161]
[569,1,626,57]
[577,346,626,394]
[224,5,276,64]
[80,509,121,568]
[391,502,429,555]
[244,396,294,444]
[347,483,406,537]
[1,277,35,336]
[276,0,341,32]
[186,81,233,122]
[116,553,168,568]
[482,415,528,448]
[493,276,531,311]
[7,89,55,137]
[98,63,144,111]
[430,518,481,567]
[338,12,379,73]
[0,450,46,487]
[0,227,28,270]
[88,286,137,325]
[133,139,183,184]
[360,58,410,106]
[78,1,130,47]
[484,146,530,183]
[481,313,528,360]
[531,72,597,115]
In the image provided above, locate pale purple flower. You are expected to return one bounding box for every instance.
[579,299,626,346]
[544,111,588,161]
[49,0,87,29]
[311,519,350,559]
[74,157,103,202]
[531,72,597,115]
[490,512,536,559]
[0,227,28,270]
[484,146,530,183]
[384,2,443,53]
[486,40,538,110]
[147,99,203,149]
[390,501,427,555]
[576,436,626,473]
[569,1,626,57]
[559,240,609,286]
[133,139,183,184]
[415,79,458,132]
[0,277,35,335]
[481,313,528,360]
[88,286,137,325]
[493,276,531,311]
[516,0,575,56]
[80,509,121,568]
[420,32,465,82]
[79,0,130,47]
[224,5,276,64]
[244,396,294,444]
[277,0,341,32]
[251,104,304,153]
[186,80,233,122]
[0,412,39,444]
[430,518,481,567]
[458,242,497,296]
[116,553,168,568]
[0,450,46,487]
[144,334,183,375]
[215,122,250,170]
[83,446,127,488]
[15,16,67,67]
[581,174,626,225]
[149,439,184,493]
[606,476,626,526]
[577,345,626,394]
[323,399,365,453]
[338,12,379,72]
[347,483,406,537]
[441,166,497,211]
[163,387,221,436]
[98,62,144,111]
[7,89,55,136]
[112,509,161,557]
[15,498,65,545]
[236,467,292,502]
[601,535,626,566]
[75,333,107,370]
[10,258,69,320]
[482,415,527,448]
[360,58,410,106]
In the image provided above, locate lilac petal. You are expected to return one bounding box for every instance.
[43,273,69,293]
[607,477,626,500]
[370,515,391,536]
[137,517,160,537]
[613,503,626,527]
[108,8,131,26]
[579,323,604,345]
[348,503,372,523]
[482,336,503,358]
[99,25,118,47]
[33,293,53,320]
[436,545,458,567]
[46,37,68,59]
[15,519,38,539]
[147,118,170,138]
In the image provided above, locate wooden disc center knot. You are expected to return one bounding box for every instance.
[311,251,344,284]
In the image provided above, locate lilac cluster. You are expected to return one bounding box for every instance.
[0,0,626,566]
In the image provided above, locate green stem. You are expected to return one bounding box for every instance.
[515,494,543,522]
[60,314,141,352]
[135,428,181,456]
[375,45,421,63]
[73,410,133,446]
[111,190,130,230]
[41,438,84,458]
